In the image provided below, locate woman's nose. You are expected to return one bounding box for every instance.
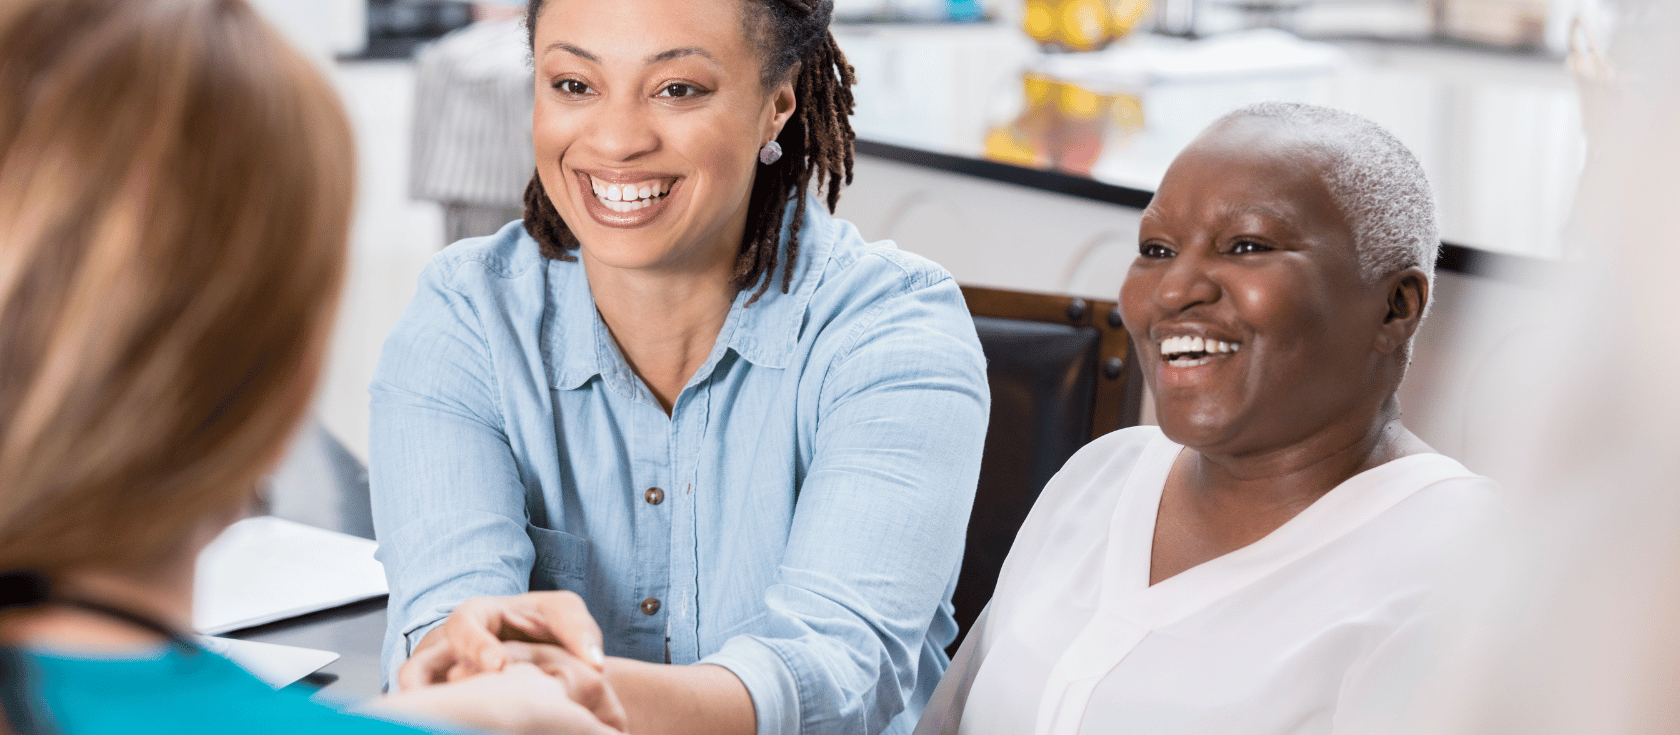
[1155,253,1221,313]
[581,96,659,162]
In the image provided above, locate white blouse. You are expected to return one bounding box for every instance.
[916,426,1499,735]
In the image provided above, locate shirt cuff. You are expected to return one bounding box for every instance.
[405,617,450,657]
[386,616,450,694]
[700,635,802,735]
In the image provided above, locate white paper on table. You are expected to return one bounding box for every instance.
[199,636,340,689]
[193,515,388,635]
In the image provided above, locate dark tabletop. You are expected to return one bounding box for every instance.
[236,421,389,705]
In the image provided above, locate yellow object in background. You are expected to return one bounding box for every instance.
[984,72,1145,176]
[1057,81,1104,119]
[1021,0,1151,52]
[1111,93,1144,133]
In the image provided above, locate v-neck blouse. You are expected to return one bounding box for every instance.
[916,426,1500,735]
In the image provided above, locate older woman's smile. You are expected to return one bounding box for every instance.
[1152,326,1247,389]
[1159,334,1242,365]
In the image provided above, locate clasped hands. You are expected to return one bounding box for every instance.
[388,591,630,735]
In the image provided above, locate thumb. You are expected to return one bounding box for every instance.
[449,604,512,674]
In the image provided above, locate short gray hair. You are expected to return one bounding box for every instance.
[1214,102,1439,296]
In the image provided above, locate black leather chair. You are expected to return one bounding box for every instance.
[949,285,1143,655]
[260,420,375,540]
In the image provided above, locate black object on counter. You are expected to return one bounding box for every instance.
[355,0,476,60]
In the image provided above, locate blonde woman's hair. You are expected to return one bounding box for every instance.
[0,0,355,575]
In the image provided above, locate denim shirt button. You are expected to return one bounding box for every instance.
[644,487,665,505]
[640,597,661,615]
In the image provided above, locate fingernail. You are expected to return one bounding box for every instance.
[588,644,604,666]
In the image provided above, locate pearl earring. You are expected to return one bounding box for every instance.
[758,140,783,165]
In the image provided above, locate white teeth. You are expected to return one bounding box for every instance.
[1160,335,1240,363]
[599,198,653,213]
[588,175,671,209]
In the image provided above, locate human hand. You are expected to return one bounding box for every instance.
[370,661,625,735]
[408,640,628,730]
[402,592,605,684]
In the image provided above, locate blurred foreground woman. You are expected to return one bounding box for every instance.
[0,1,621,733]
[1384,1,1680,733]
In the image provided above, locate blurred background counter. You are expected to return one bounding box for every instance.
[831,19,1580,288]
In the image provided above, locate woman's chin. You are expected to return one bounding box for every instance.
[1154,406,1245,453]
[577,238,676,271]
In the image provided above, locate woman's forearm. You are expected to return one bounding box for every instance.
[604,658,755,735]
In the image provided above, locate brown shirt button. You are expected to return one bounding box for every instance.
[644,487,664,505]
[640,597,661,615]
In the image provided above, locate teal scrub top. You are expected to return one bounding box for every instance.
[15,646,455,734]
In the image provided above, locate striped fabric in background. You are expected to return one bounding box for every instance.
[410,18,533,243]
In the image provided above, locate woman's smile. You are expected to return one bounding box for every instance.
[1122,114,1380,452]
[1152,328,1246,387]
[575,169,681,228]
[531,0,792,275]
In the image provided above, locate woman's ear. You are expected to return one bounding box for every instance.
[764,63,799,144]
[1375,266,1429,355]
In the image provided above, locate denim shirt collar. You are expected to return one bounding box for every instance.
[544,196,836,391]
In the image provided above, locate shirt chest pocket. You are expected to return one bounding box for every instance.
[525,523,591,593]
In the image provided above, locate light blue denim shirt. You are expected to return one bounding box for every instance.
[369,198,989,735]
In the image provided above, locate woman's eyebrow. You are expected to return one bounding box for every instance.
[546,41,598,61]
[539,43,714,66]
[646,47,715,64]
[1217,203,1300,231]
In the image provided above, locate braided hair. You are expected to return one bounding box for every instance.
[521,0,856,304]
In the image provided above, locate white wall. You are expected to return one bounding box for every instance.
[248,0,367,61]
[836,156,1143,300]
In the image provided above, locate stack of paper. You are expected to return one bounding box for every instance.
[192,515,388,635]
[198,636,340,688]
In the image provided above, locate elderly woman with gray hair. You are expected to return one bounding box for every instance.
[914,102,1500,735]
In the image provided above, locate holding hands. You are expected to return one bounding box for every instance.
[374,662,625,735]
[389,592,628,734]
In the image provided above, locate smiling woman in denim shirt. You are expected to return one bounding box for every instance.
[368,1,990,734]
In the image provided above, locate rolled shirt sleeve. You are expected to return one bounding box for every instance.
[370,253,540,685]
[701,267,989,734]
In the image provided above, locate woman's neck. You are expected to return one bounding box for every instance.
[1188,398,1430,494]
[583,252,740,414]
[0,562,195,653]
[1150,399,1432,585]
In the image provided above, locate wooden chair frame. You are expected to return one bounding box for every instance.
[959,285,1145,437]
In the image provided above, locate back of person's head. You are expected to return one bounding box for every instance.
[0,0,355,578]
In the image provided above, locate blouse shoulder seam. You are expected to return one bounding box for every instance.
[434,230,542,282]
[847,246,951,294]
[809,252,963,415]
[433,265,508,430]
